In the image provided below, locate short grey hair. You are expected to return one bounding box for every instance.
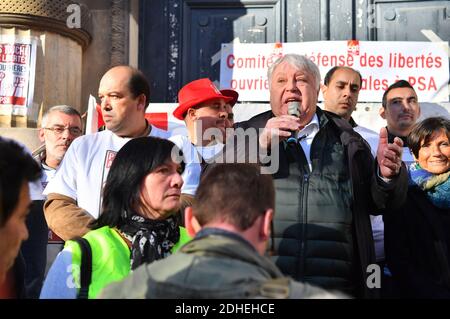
[267,54,321,91]
[41,105,82,128]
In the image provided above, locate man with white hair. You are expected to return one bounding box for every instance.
[232,54,408,298]
[21,105,82,298]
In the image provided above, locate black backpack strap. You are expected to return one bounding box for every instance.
[72,237,92,299]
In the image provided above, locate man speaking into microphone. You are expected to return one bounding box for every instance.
[233,54,408,298]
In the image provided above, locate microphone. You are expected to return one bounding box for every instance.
[286,101,300,144]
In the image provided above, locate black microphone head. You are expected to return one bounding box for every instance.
[288,101,300,117]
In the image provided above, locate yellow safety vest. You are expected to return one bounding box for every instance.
[66,225,191,298]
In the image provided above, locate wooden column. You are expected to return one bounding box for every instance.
[0,0,90,151]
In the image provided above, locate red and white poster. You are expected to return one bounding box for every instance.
[0,36,37,116]
[220,41,449,103]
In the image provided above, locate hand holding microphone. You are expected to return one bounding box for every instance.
[286,101,300,144]
[259,101,301,149]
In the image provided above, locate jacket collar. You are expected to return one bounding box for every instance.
[349,117,358,128]
[386,127,408,146]
[182,229,283,278]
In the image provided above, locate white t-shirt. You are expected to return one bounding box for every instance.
[43,126,169,219]
[41,162,57,191]
[29,178,45,201]
[169,134,224,196]
[354,125,415,164]
[354,125,379,157]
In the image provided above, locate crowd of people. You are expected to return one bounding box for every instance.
[1,54,449,299]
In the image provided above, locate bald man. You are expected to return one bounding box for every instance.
[44,66,170,240]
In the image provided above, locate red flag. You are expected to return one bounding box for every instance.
[146,112,168,131]
[96,106,168,131]
[96,104,105,128]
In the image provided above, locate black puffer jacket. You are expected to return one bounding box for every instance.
[236,108,408,298]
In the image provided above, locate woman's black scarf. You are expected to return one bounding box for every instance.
[119,213,180,270]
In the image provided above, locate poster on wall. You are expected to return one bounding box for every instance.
[220,41,450,103]
[0,35,37,116]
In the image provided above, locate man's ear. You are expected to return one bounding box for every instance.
[260,208,274,241]
[137,94,147,111]
[320,84,328,106]
[379,106,386,120]
[187,108,197,120]
[185,206,201,237]
[38,128,45,143]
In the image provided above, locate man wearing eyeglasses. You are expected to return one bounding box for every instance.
[20,105,82,298]
[39,106,83,170]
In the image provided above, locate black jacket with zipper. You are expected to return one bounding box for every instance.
[235,108,408,298]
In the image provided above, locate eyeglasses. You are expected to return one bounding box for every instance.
[44,126,82,136]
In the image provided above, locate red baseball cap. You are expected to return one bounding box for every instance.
[220,89,239,107]
[173,78,233,120]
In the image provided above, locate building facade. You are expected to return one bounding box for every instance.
[0,0,449,149]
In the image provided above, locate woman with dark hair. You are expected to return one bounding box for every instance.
[384,116,450,298]
[40,137,190,299]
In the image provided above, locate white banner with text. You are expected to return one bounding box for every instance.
[220,41,449,102]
